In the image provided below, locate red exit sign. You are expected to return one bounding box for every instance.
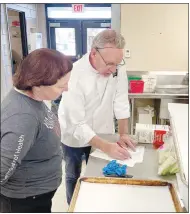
[72,4,84,13]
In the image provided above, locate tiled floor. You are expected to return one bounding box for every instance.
[52,161,86,212]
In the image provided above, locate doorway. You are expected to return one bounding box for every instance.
[46,4,111,62]
[7,9,28,74]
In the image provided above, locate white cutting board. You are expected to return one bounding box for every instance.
[74,182,176,212]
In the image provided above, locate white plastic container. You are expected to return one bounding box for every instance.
[141,75,157,93]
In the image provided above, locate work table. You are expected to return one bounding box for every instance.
[85,134,176,183]
[84,134,187,211]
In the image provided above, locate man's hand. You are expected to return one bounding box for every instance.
[104,142,131,160]
[119,134,137,152]
[90,136,131,160]
[117,119,136,152]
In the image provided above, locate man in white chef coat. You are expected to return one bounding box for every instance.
[58,29,136,204]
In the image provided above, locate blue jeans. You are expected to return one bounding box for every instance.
[62,144,91,205]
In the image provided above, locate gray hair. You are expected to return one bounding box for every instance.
[91,29,125,49]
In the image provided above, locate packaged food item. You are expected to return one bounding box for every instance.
[158,138,179,176]
[153,130,166,149]
[135,123,170,145]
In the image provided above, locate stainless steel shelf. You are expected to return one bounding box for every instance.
[129,93,189,99]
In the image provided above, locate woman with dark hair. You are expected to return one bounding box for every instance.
[1,48,73,213]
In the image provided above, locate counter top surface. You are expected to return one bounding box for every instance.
[85,134,176,184]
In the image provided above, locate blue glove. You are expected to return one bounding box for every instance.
[103,160,127,177]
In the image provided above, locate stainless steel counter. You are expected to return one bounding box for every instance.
[84,134,187,210]
[85,134,176,184]
[129,93,189,99]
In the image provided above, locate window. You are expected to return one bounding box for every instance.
[55,28,76,56]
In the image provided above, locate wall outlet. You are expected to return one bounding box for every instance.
[125,49,130,58]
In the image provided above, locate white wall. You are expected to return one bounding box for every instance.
[1,4,13,102]
[121,4,188,71]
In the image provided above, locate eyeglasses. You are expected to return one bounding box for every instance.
[95,47,125,69]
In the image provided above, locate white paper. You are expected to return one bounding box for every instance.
[74,182,176,212]
[90,146,145,167]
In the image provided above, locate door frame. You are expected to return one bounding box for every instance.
[6,7,29,74]
[6,8,29,58]
[19,12,28,57]
[45,3,111,7]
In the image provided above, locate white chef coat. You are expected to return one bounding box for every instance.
[58,53,130,148]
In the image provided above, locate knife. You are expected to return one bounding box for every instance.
[104,174,133,178]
